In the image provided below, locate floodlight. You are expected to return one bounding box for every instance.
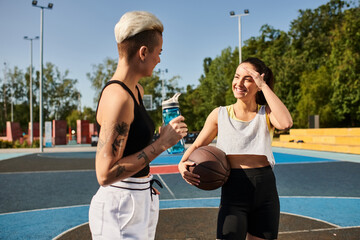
[48,3,53,9]
[244,9,249,14]
[32,0,37,6]
[230,11,235,16]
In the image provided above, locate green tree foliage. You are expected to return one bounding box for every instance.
[86,57,117,104]
[328,6,360,126]
[85,0,359,131]
[0,63,80,133]
[66,107,96,130]
[194,48,238,126]
[42,62,81,121]
[66,109,82,130]
[296,66,336,127]
[82,107,96,122]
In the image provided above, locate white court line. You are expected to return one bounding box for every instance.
[0,204,89,216]
[281,211,340,227]
[0,169,95,174]
[156,173,176,199]
[280,196,360,199]
[0,153,32,161]
[53,222,89,240]
[273,147,360,163]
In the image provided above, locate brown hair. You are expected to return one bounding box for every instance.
[242,57,274,105]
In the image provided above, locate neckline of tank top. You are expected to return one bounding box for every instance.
[228,104,263,123]
[108,80,143,106]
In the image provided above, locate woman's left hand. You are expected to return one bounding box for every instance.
[241,66,266,90]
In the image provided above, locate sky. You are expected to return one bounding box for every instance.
[0,0,330,110]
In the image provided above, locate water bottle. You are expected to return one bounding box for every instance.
[162,93,185,154]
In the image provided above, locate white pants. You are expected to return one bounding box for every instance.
[89,175,160,240]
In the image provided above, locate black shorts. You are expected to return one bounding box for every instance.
[217,166,280,240]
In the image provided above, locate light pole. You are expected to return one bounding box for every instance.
[32,0,53,152]
[3,62,12,122]
[230,9,249,64]
[158,68,168,102]
[2,63,7,121]
[24,36,39,145]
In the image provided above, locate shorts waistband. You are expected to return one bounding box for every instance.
[230,165,272,178]
[109,175,163,200]
[110,175,153,190]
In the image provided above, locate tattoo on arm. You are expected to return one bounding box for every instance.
[149,144,159,155]
[96,138,105,156]
[137,151,151,166]
[111,122,129,157]
[115,162,126,177]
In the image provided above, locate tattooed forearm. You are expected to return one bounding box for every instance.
[112,138,124,157]
[137,151,151,166]
[115,163,126,177]
[149,144,160,155]
[111,122,129,157]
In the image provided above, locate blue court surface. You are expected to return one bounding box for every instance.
[0,147,359,239]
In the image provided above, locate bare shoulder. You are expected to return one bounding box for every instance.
[97,83,134,125]
[205,107,219,125]
[208,107,219,119]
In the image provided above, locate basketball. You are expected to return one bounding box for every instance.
[187,145,230,190]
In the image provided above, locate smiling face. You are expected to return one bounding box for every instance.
[232,62,260,101]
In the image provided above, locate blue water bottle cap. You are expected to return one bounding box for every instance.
[162,93,181,109]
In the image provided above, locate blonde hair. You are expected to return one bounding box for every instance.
[114,11,164,43]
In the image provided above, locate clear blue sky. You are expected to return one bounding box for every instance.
[0,0,329,109]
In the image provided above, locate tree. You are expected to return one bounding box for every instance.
[82,107,96,122]
[196,48,238,124]
[42,62,80,121]
[329,6,360,126]
[66,109,82,130]
[296,66,336,127]
[0,63,80,133]
[86,57,117,105]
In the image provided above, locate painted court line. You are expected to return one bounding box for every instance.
[272,147,360,163]
[156,173,176,199]
[0,153,31,161]
[1,197,359,240]
[151,165,179,174]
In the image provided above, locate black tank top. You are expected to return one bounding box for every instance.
[95,80,155,177]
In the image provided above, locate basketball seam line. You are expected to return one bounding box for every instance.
[202,148,230,172]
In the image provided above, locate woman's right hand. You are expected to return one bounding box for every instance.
[158,115,188,149]
[178,159,200,186]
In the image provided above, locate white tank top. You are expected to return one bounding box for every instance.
[216,105,275,167]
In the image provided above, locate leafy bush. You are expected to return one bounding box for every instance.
[0,140,13,148]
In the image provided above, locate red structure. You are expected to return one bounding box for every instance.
[30,122,40,138]
[53,120,67,145]
[77,120,90,144]
[6,121,22,142]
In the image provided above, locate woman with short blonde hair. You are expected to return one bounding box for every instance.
[89,11,187,239]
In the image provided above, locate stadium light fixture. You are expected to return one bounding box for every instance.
[24,36,39,145]
[32,1,53,152]
[229,9,250,63]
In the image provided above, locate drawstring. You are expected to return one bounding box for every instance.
[110,178,163,201]
[150,179,163,200]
